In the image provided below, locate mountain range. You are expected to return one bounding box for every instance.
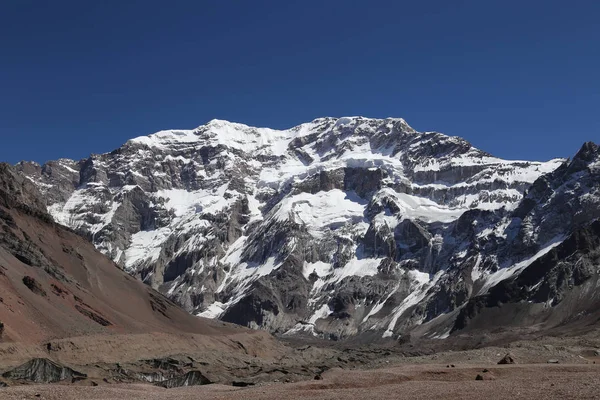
[16,117,600,341]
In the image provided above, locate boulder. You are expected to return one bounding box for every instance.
[497,353,516,365]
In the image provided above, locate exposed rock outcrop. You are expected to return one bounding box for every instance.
[1,358,86,383]
[155,371,211,388]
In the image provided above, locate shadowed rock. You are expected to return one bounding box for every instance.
[22,276,46,297]
[497,353,516,365]
[155,371,211,388]
[2,358,86,383]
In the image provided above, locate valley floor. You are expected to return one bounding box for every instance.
[1,363,599,400]
[2,329,600,399]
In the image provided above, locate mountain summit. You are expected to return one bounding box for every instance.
[18,118,598,340]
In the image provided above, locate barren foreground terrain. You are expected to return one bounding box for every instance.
[1,363,599,400]
[2,333,600,400]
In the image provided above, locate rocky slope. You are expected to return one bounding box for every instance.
[0,162,294,386]
[16,118,600,340]
[0,162,264,341]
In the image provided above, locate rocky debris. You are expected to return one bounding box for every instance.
[1,358,86,383]
[22,276,46,297]
[155,371,211,388]
[74,304,112,326]
[498,354,516,365]
[143,357,184,372]
[475,374,484,380]
[547,359,560,364]
[51,284,69,297]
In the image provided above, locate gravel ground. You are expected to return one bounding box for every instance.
[1,363,598,400]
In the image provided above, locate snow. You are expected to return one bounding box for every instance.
[331,257,382,281]
[478,236,565,295]
[197,302,226,319]
[335,116,356,126]
[130,129,200,148]
[199,245,284,324]
[414,159,441,172]
[217,236,282,293]
[477,218,512,240]
[362,284,402,323]
[156,185,231,217]
[470,255,483,283]
[201,119,298,156]
[302,261,332,280]
[414,154,563,174]
[246,194,263,223]
[256,138,409,191]
[282,323,313,336]
[124,228,171,270]
[308,304,332,324]
[408,269,431,285]
[374,188,465,223]
[430,327,452,339]
[382,271,444,338]
[49,188,120,234]
[129,120,300,157]
[273,189,367,235]
[282,304,332,336]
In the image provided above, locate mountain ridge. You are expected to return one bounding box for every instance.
[15,117,598,340]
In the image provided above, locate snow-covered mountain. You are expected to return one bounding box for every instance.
[17,117,600,339]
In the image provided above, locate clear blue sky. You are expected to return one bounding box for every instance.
[1,0,598,164]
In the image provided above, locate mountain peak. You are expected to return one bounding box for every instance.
[127,117,420,155]
[573,141,599,163]
[17,118,589,341]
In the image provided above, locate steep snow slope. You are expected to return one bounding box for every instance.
[18,117,594,340]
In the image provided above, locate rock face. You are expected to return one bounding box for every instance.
[155,371,211,388]
[16,118,600,339]
[1,358,86,383]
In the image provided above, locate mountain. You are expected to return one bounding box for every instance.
[16,117,600,340]
[0,162,287,381]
